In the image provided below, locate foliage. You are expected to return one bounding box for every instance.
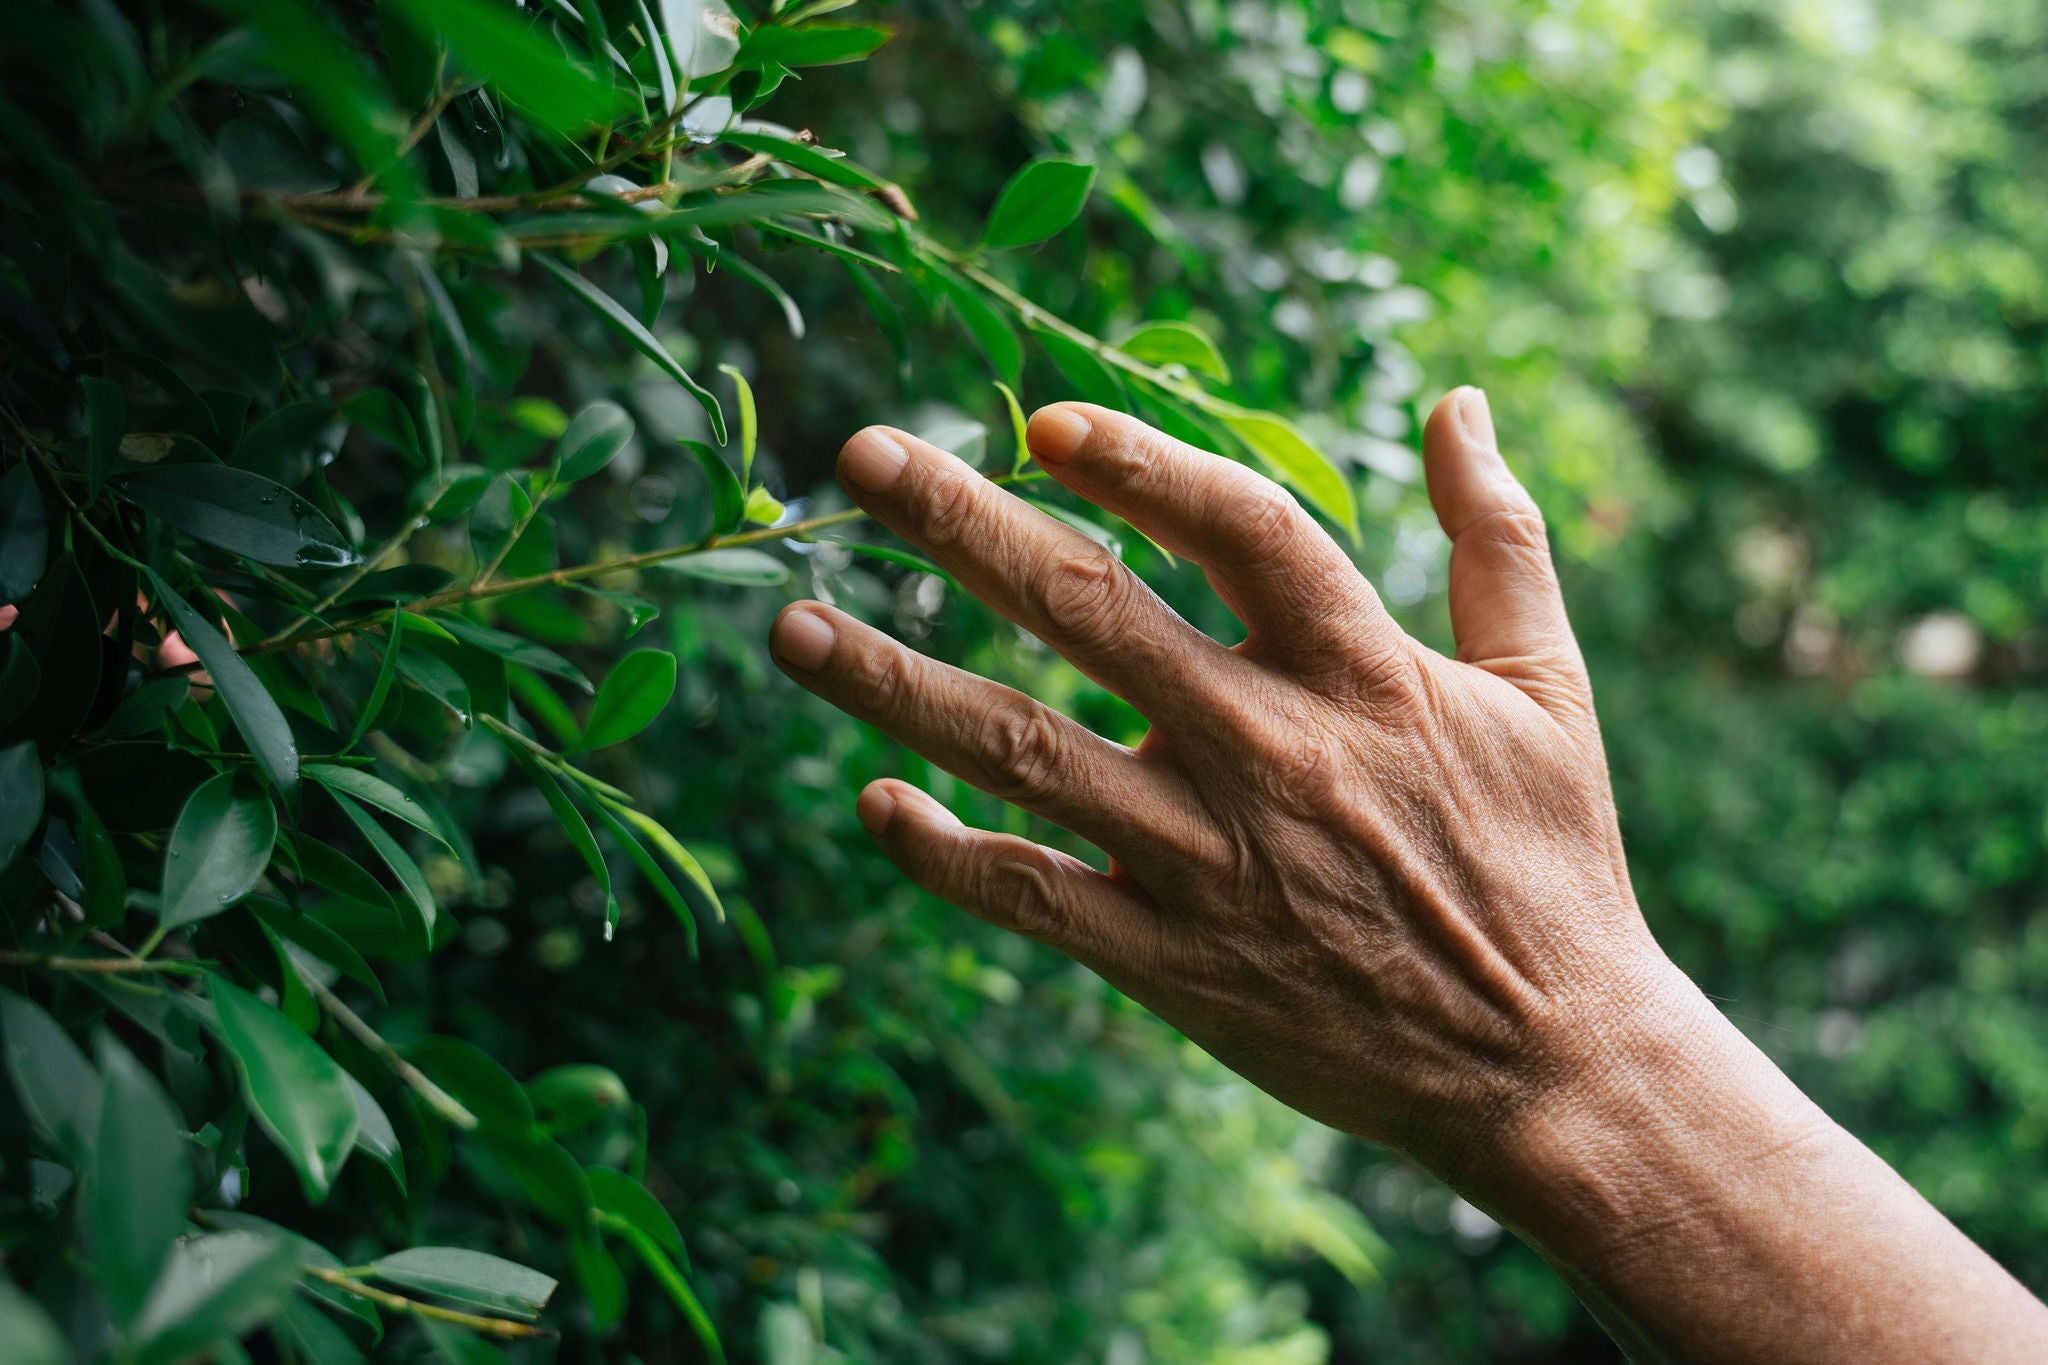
[1,0,2043,1363]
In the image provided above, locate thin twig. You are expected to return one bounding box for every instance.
[295,968,480,1131]
[0,953,203,975]
[306,1267,555,1340]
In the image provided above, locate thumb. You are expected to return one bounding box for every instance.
[1422,387,1589,715]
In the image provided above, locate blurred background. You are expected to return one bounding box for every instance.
[663,2,2048,1359]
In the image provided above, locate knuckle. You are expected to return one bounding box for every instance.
[1469,502,1553,558]
[1230,477,1303,564]
[983,852,1070,943]
[972,704,1066,803]
[918,471,983,550]
[1037,548,1132,639]
[847,640,915,717]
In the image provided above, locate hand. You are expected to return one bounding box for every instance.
[769,389,1689,1172]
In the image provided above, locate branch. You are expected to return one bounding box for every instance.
[0,953,203,975]
[293,966,480,1131]
[306,1267,555,1340]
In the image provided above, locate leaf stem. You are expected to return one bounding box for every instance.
[290,965,480,1131]
[306,1266,555,1339]
[0,952,202,975]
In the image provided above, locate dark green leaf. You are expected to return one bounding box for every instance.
[383,0,623,136]
[0,636,40,731]
[1031,325,1129,409]
[0,462,48,604]
[208,974,360,1201]
[117,464,359,569]
[406,1037,534,1135]
[468,474,528,570]
[0,1279,66,1365]
[104,677,189,739]
[591,803,698,957]
[145,571,299,793]
[0,741,43,871]
[370,1247,557,1320]
[984,158,1097,249]
[587,1167,687,1259]
[74,791,126,927]
[126,1229,303,1365]
[325,791,436,948]
[344,1073,405,1192]
[290,834,393,910]
[582,649,676,749]
[1,990,99,1163]
[432,617,593,694]
[935,267,1023,386]
[306,764,450,846]
[536,254,726,444]
[82,377,126,498]
[161,773,277,928]
[553,401,634,484]
[508,749,614,930]
[344,613,405,751]
[717,131,889,190]
[91,1035,191,1325]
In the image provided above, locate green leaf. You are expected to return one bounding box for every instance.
[995,380,1031,475]
[370,1247,558,1320]
[1,990,100,1163]
[81,377,127,498]
[290,833,393,910]
[614,806,723,922]
[0,462,49,604]
[0,1279,67,1365]
[420,1318,511,1365]
[344,1073,406,1192]
[1214,407,1360,540]
[270,1294,371,1364]
[553,401,634,484]
[508,749,615,931]
[582,649,676,750]
[117,465,358,569]
[161,773,277,928]
[588,1167,687,1260]
[104,677,188,738]
[74,791,126,927]
[590,803,698,956]
[208,974,360,1201]
[657,0,741,80]
[432,617,593,694]
[656,547,790,586]
[741,486,785,526]
[838,542,951,582]
[1116,320,1231,382]
[716,131,889,190]
[0,636,40,731]
[934,266,1023,386]
[0,741,43,872]
[306,764,451,846]
[468,474,528,570]
[1031,326,1128,410]
[344,613,405,751]
[526,1064,628,1132]
[383,0,623,136]
[325,791,436,948]
[718,364,759,482]
[125,1229,303,1365]
[536,254,726,444]
[684,440,744,535]
[397,647,474,727]
[406,1037,534,1134]
[145,571,299,793]
[736,21,890,67]
[984,158,1097,249]
[571,1228,626,1329]
[91,1035,191,1325]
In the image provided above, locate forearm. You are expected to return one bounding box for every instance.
[1455,967,2048,1364]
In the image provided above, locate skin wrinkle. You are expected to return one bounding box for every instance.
[777,396,2048,1365]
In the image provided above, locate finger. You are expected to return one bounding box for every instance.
[857,778,1162,972]
[1421,387,1589,711]
[771,602,1216,870]
[836,425,1247,720]
[1025,403,1409,682]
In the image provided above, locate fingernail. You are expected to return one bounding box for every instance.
[841,427,909,492]
[1027,406,1092,465]
[774,608,836,670]
[1456,387,1498,453]
[856,783,896,837]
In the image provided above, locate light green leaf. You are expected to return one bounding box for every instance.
[344,1073,406,1193]
[716,131,889,190]
[1116,320,1231,382]
[553,401,634,484]
[591,803,698,957]
[995,380,1030,475]
[614,806,723,922]
[208,974,360,1201]
[717,364,758,482]
[984,158,1097,249]
[161,773,277,928]
[0,1279,66,1365]
[582,650,677,750]
[736,21,889,67]
[1215,408,1359,541]
[370,1247,557,1320]
[383,0,624,136]
[146,571,299,793]
[657,547,791,586]
[126,1229,303,1365]
[91,1034,191,1325]
[536,254,726,444]
[468,474,528,570]
[741,486,784,526]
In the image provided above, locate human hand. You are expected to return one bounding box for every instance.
[769,389,1696,1176]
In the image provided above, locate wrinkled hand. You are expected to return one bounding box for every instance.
[770,390,1686,1176]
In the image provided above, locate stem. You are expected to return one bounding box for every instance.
[306,1267,555,1340]
[293,967,480,1131]
[0,953,202,975]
